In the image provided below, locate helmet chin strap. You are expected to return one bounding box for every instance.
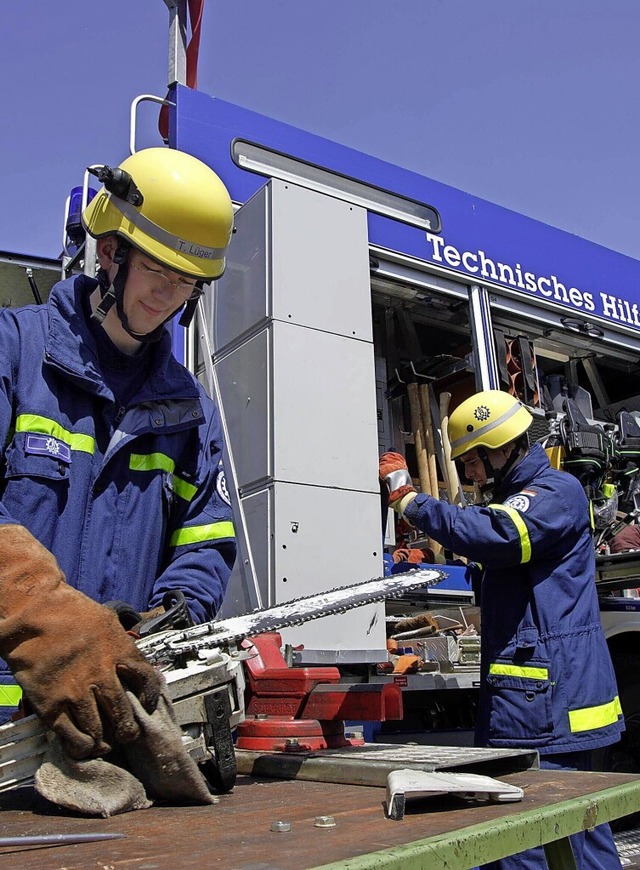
[91,243,202,344]
[477,442,524,497]
[91,243,130,327]
[475,448,496,501]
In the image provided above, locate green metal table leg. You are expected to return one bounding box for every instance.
[543,836,578,870]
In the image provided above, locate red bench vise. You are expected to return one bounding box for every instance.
[235,632,402,751]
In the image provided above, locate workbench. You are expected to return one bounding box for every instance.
[1,769,639,869]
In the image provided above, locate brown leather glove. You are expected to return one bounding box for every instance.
[0,524,162,760]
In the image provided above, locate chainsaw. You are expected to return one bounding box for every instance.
[0,568,444,794]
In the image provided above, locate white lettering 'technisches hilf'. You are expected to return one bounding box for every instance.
[424,233,640,325]
[599,294,640,327]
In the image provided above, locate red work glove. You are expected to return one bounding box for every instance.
[0,524,162,760]
[393,547,426,564]
[379,451,417,511]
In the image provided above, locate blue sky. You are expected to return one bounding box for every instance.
[3,1,640,261]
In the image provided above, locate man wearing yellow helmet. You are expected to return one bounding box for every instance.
[0,148,236,763]
[380,389,622,870]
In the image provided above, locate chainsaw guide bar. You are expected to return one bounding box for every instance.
[138,568,445,665]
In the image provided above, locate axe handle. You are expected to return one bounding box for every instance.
[419,384,439,500]
[418,383,442,555]
[407,383,432,496]
[439,391,461,506]
[407,383,439,552]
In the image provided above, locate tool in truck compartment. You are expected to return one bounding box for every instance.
[560,396,616,490]
[544,391,637,551]
[613,411,640,511]
[383,309,472,554]
[384,309,473,401]
[506,335,539,407]
[418,382,440,503]
[439,390,463,506]
[387,310,439,553]
[494,330,544,409]
[408,380,437,501]
[539,391,640,553]
[0,568,444,796]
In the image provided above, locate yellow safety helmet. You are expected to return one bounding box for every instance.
[82,147,233,281]
[449,390,533,460]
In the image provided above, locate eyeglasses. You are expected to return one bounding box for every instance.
[129,260,198,296]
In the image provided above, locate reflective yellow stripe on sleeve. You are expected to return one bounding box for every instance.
[0,685,23,706]
[15,414,95,454]
[129,453,197,502]
[170,521,235,547]
[489,663,549,680]
[488,503,532,564]
[569,696,623,733]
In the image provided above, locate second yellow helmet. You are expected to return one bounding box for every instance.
[449,390,533,460]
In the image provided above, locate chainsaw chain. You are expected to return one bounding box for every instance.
[139,568,446,665]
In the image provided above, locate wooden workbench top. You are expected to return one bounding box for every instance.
[0,769,639,869]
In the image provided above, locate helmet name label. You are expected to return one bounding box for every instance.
[176,239,220,260]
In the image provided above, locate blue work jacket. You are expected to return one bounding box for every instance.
[404,443,623,754]
[0,276,235,674]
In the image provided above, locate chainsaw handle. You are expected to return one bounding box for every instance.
[137,590,194,638]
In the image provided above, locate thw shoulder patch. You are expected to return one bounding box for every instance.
[25,434,71,463]
[503,493,531,512]
[216,465,231,506]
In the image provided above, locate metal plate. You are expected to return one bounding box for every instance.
[236,741,539,787]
